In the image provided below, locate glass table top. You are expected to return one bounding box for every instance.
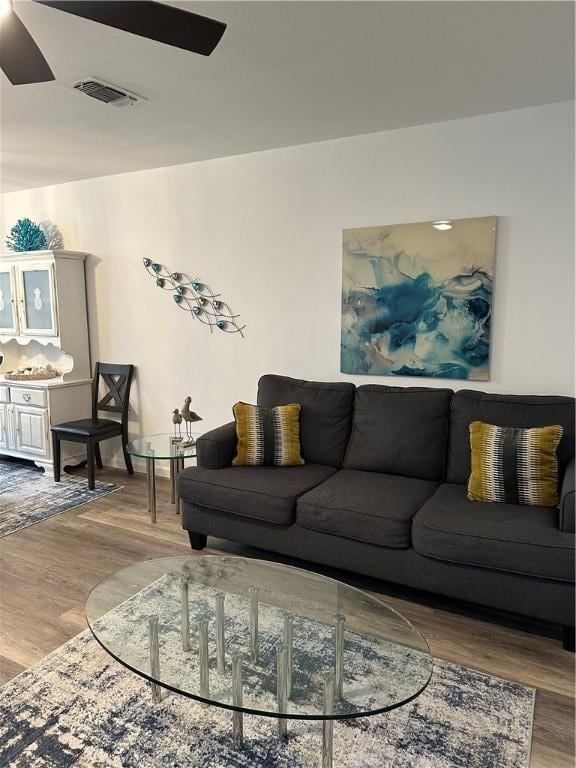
[86,556,433,720]
[126,433,200,459]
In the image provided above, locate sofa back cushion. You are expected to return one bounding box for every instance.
[344,385,453,480]
[447,390,575,485]
[257,375,355,467]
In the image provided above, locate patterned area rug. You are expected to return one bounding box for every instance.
[0,629,534,767]
[0,459,121,537]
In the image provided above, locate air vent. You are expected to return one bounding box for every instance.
[70,78,145,108]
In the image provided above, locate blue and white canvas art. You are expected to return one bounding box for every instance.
[341,216,496,380]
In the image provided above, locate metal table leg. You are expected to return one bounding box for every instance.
[149,616,164,703]
[283,613,294,699]
[199,620,209,707]
[215,592,226,675]
[174,457,184,515]
[249,586,259,664]
[170,457,176,504]
[322,673,335,768]
[277,643,288,738]
[146,457,156,523]
[231,654,244,747]
[181,576,191,651]
[334,614,345,700]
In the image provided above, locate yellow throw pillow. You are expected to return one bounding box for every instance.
[468,421,563,507]
[232,402,304,467]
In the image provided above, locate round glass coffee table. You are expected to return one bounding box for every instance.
[86,556,433,766]
[126,433,200,522]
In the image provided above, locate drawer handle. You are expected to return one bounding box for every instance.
[22,392,31,402]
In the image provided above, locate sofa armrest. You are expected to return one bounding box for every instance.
[196,422,237,469]
[559,457,575,533]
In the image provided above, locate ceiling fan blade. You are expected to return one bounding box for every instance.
[0,10,55,85]
[35,1,226,56]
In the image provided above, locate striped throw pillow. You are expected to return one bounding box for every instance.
[232,402,304,467]
[468,421,563,507]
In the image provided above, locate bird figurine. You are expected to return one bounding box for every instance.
[181,396,203,442]
[172,408,183,440]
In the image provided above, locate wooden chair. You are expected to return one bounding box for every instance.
[51,363,135,490]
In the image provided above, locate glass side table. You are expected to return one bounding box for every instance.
[127,433,200,523]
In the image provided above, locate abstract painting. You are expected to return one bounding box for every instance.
[341,216,496,380]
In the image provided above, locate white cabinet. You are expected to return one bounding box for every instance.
[0,266,18,336]
[16,262,58,337]
[0,250,91,382]
[0,250,93,471]
[11,404,49,457]
[0,261,58,338]
[0,381,92,469]
[0,404,9,451]
[0,400,49,460]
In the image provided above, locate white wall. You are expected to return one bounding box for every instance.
[1,102,574,464]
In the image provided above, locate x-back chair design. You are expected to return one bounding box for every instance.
[51,363,134,489]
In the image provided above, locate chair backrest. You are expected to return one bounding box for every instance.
[92,363,134,427]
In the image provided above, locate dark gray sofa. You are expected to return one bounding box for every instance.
[177,375,575,649]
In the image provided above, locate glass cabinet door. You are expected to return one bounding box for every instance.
[17,264,58,336]
[0,267,18,335]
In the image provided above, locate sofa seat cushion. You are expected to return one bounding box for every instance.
[296,470,439,548]
[177,464,337,525]
[413,483,575,582]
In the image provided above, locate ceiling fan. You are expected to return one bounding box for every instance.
[0,0,227,85]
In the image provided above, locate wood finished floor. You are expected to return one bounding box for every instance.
[0,467,574,767]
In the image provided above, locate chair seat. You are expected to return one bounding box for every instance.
[296,469,438,548]
[177,464,337,525]
[412,483,574,582]
[52,418,122,437]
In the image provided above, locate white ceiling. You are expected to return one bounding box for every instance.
[1,1,573,192]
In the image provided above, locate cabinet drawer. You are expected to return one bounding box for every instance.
[0,386,9,403]
[10,387,47,407]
